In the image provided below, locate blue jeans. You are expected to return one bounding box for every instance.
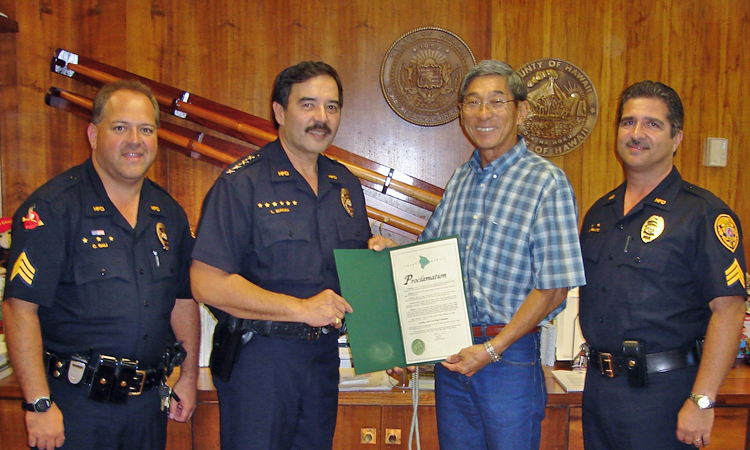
[435,332,546,450]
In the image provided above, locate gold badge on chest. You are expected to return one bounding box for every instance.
[341,188,354,217]
[641,215,665,243]
[156,222,169,251]
[714,214,739,253]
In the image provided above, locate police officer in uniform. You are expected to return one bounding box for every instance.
[2,80,199,450]
[579,81,746,449]
[191,62,376,450]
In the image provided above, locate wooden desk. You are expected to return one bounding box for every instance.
[2,361,749,449]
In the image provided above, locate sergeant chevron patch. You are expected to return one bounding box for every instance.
[725,258,745,288]
[10,251,36,286]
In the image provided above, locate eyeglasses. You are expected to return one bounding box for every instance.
[461,98,516,113]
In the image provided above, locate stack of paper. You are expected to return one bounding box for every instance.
[339,335,353,368]
[0,338,12,381]
[551,369,586,392]
[338,368,393,391]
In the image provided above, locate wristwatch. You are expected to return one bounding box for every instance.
[689,393,716,410]
[21,397,52,413]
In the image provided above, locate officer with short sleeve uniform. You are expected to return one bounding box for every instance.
[5,160,193,448]
[3,81,199,450]
[194,140,370,449]
[579,81,747,450]
[191,62,372,450]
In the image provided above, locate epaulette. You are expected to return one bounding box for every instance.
[681,181,729,211]
[324,154,351,169]
[226,152,262,175]
[31,166,84,202]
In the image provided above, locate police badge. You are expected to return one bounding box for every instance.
[340,189,354,217]
[156,222,169,251]
[641,215,665,243]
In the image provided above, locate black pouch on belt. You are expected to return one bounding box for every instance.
[88,355,119,402]
[623,340,648,388]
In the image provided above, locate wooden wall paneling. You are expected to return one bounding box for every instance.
[328,0,491,190]
[2,0,750,258]
[0,0,18,217]
[726,6,750,252]
[2,1,88,216]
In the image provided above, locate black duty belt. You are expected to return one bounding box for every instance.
[588,344,701,378]
[44,351,163,396]
[249,320,334,340]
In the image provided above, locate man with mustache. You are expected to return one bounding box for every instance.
[579,81,746,449]
[191,61,374,450]
[2,80,199,449]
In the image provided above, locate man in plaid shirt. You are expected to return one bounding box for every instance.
[421,60,585,450]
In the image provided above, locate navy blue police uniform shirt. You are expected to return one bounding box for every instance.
[192,139,371,301]
[4,159,193,367]
[579,168,746,354]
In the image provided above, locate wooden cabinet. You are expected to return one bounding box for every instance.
[3,362,750,450]
[333,394,438,449]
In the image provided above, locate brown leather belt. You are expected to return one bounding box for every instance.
[472,324,540,338]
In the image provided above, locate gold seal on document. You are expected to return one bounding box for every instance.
[641,215,665,243]
[714,214,739,253]
[517,58,599,157]
[381,27,476,127]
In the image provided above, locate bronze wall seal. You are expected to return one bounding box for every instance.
[381,27,476,127]
[517,58,599,157]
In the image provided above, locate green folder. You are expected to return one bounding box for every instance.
[335,246,405,374]
[335,236,470,374]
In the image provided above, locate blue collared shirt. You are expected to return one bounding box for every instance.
[420,138,586,324]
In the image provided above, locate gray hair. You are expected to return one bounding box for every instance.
[459,60,527,103]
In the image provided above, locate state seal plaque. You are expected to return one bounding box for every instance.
[381,27,476,127]
[517,58,599,157]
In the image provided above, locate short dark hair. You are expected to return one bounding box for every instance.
[271,61,343,129]
[459,60,527,103]
[91,79,160,127]
[617,80,683,137]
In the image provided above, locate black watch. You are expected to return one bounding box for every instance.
[21,397,52,413]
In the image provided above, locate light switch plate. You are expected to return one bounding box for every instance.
[704,138,728,167]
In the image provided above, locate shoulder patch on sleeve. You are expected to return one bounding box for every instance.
[715,213,740,253]
[226,153,262,175]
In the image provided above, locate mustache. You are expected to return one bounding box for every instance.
[626,138,649,149]
[306,122,332,134]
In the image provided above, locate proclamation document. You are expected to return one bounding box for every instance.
[335,236,473,373]
[389,237,472,364]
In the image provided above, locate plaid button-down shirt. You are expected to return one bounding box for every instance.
[420,138,586,325]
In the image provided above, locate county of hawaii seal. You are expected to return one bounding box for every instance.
[517,58,599,157]
[381,27,476,127]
